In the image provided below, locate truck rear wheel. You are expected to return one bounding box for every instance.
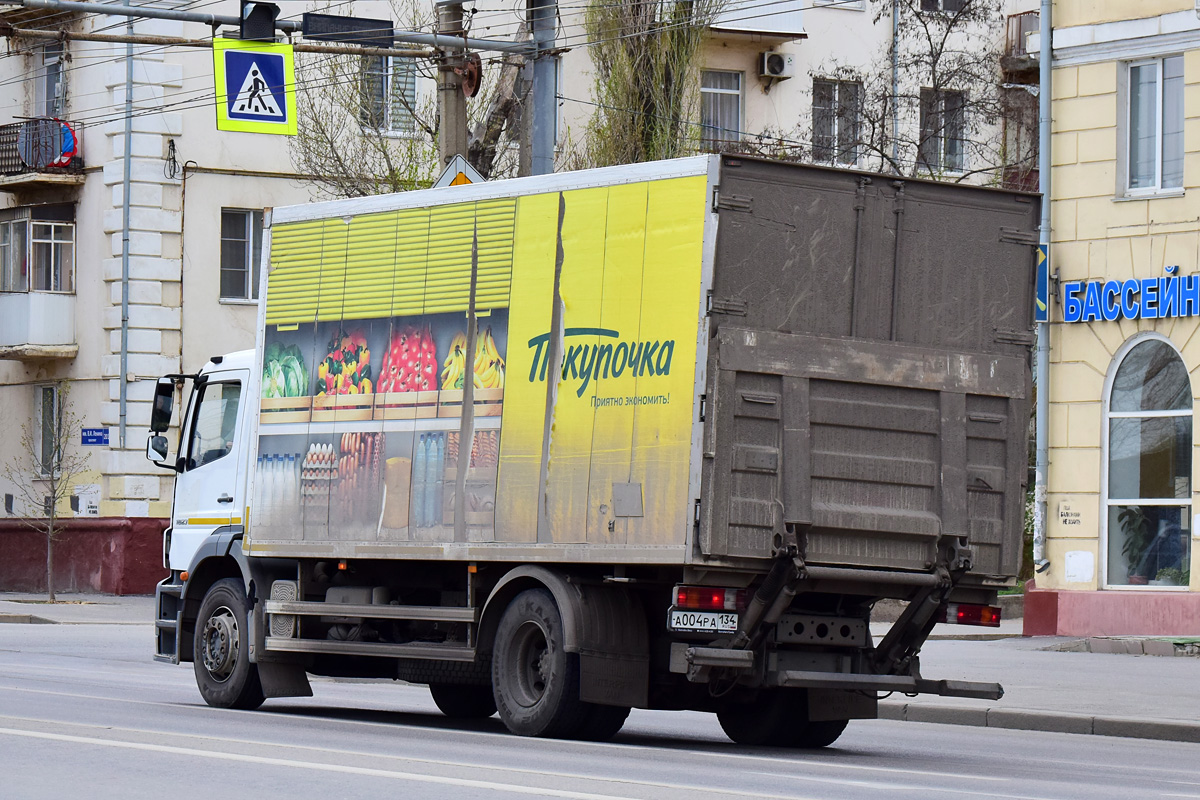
[777,719,848,749]
[491,588,587,738]
[429,684,497,719]
[717,691,791,746]
[193,578,264,710]
[718,690,848,748]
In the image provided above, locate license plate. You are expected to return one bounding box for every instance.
[668,608,739,633]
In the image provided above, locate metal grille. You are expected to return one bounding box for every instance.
[0,119,84,176]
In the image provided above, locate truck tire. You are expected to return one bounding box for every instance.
[778,719,848,749]
[193,578,265,710]
[429,684,497,719]
[574,703,631,742]
[491,588,587,738]
[717,692,791,746]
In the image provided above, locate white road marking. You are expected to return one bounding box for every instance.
[0,720,814,800]
[0,726,651,800]
[0,681,1015,784]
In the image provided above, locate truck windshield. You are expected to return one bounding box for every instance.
[187,381,242,470]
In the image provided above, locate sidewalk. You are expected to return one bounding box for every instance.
[0,592,154,625]
[3,592,1197,745]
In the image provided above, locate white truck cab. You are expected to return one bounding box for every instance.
[149,350,254,662]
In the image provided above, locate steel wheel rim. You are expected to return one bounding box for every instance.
[200,605,239,682]
[511,619,550,708]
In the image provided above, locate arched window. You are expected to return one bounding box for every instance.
[1104,337,1192,588]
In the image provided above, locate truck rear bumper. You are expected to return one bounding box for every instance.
[681,646,1003,701]
[154,574,184,664]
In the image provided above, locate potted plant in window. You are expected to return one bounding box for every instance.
[1118,506,1152,585]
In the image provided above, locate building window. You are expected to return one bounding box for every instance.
[918,88,965,173]
[920,0,963,11]
[37,43,65,117]
[360,55,417,135]
[1127,56,1183,192]
[700,70,742,147]
[31,222,73,292]
[812,79,861,166]
[220,209,263,301]
[35,384,59,477]
[1104,337,1192,588]
[0,218,73,293]
[0,219,28,292]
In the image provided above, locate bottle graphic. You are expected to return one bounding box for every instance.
[413,434,427,528]
[263,455,275,529]
[253,455,264,528]
[433,433,445,527]
[424,433,440,527]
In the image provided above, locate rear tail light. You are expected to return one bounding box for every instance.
[674,585,747,611]
[937,602,1002,627]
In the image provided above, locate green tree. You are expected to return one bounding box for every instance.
[577,0,727,167]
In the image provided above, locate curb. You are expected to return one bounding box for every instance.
[0,614,55,624]
[880,702,1200,743]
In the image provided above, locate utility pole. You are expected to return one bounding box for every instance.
[437,0,469,167]
[528,0,556,176]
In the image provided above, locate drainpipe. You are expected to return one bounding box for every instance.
[1033,0,1051,572]
[119,21,132,448]
[891,0,899,167]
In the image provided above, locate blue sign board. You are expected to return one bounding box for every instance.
[81,428,110,446]
[1035,244,1049,323]
[1061,266,1199,323]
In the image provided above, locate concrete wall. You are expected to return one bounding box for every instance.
[0,517,168,595]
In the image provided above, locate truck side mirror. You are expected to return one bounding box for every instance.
[147,435,170,465]
[150,379,175,433]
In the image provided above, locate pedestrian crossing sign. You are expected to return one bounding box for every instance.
[213,38,297,135]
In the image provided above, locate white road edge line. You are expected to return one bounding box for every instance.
[0,726,648,800]
[0,714,809,800]
[0,684,1007,783]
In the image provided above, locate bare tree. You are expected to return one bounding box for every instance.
[576,0,726,167]
[1,382,90,602]
[289,1,526,199]
[793,0,1027,183]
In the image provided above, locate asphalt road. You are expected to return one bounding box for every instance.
[1,623,1198,800]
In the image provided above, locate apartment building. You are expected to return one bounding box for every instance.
[0,0,1033,592]
[1028,0,1200,634]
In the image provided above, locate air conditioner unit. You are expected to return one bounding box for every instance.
[760,51,795,79]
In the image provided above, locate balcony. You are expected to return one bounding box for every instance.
[0,118,85,190]
[1001,11,1039,80]
[0,291,76,360]
[710,0,805,43]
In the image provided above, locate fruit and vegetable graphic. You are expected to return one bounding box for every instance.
[379,325,438,393]
[441,327,505,390]
[262,343,309,398]
[316,330,372,396]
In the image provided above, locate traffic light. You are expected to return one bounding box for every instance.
[240,0,279,41]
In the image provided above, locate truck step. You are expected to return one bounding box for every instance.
[263,637,477,662]
[263,599,477,623]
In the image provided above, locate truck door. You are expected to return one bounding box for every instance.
[167,370,249,570]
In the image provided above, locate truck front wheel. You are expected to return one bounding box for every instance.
[193,578,265,710]
[491,588,587,738]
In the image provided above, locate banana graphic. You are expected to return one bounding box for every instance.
[441,334,467,391]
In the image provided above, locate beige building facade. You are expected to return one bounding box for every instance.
[0,0,1038,592]
[1031,0,1200,633]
